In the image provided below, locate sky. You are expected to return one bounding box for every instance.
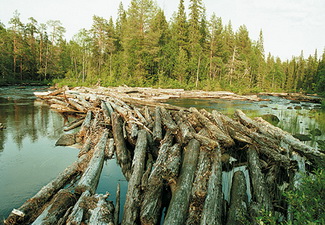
[1,0,324,60]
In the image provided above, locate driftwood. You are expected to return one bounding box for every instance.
[64,117,85,132]
[114,183,121,225]
[122,129,148,225]
[153,107,163,142]
[66,190,91,225]
[88,194,115,225]
[163,139,200,225]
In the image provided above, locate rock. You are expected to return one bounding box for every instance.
[261,114,280,125]
[293,134,312,142]
[310,128,322,136]
[55,133,77,146]
[294,106,302,110]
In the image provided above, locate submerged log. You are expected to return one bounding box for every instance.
[31,189,77,225]
[112,112,132,180]
[226,171,249,225]
[122,129,148,225]
[163,139,200,225]
[4,153,90,225]
[75,130,109,194]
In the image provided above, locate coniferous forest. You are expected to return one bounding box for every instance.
[0,0,324,94]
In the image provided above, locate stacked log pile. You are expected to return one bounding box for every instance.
[5,87,324,225]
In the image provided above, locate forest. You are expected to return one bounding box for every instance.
[0,0,324,94]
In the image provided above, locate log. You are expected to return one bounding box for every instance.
[254,117,325,166]
[114,183,121,225]
[75,130,109,194]
[88,194,115,225]
[76,95,93,109]
[122,129,148,225]
[174,111,194,144]
[247,145,273,213]
[163,139,200,225]
[79,110,92,139]
[78,136,92,157]
[66,190,91,225]
[200,147,223,225]
[112,112,132,180]
[31,189,77,225]
[4,153,90,225]
[190,107,235,147]
[64,118,85,132]
[140,131,174,225]
[101,100,112,124]
[106,138,115,159]
[153,106,163,142]
[68,98,87,112]
[160,106,178,132]
[226,171,249,225]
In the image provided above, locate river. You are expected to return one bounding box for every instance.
[0,87,323,222]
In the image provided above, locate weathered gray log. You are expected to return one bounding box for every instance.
[141,153,153,189]
[75,130,109,194]
[68,98,87,112]
[200,147,223,225]
[114,183,121,225]
[162,143,181,186]
[226,171,249,225]
[247,145,273,213]
[106,138,115,159]
[153,106,163,142]
[190,107,235,147]
[78,136,92,157]
[144,106,154,127]
[66,190,91,225]
[88,194,115,225]
[50,103,79,113]
[64,118,85,132]
[134,107,148,125]
[76,95,93,109]
[31,189,77,225]
[79,110,92,139]
[58,206,73,225]
[254,117,325,166]
[160,106,178,132]
[122,129,148,225]
[4,153,90,225]
[112,112,132,180]
[140,131,174,225]
[101,100,112,124]
[163,139,200,225]
[174,111,194,144]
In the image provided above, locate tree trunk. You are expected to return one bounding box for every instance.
[66,190,91,225]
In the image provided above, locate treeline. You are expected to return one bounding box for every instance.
[0,0,324,93]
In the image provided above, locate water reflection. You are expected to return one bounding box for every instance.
[0,87,78,220]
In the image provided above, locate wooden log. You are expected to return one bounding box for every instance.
[64,118,85,132]
[153,106,163,142]
[106,138,115,159]
[78,136,92,157]
[31,189,77,225]
[144,106,154,126]
[122,129,148,225]
[101,100,112,124]
[66,190,91,225]
[247,145,273,213]
[114,183,121,225]
[254,117,325,166]
[76,95,93,109]
[50,103,79,113]
[48,89,64,96]
[160,106,178,132]
[79,110,92,139]
[4,153,90,225]
[112,112,132,180]
[162,143,181,186]
[68,98,87,112]
[134,107,148,125]
[226,171,249,225]
[75,130,109,194]
[174,111,194,145]
[140,131,174,225]
[190,107,235,147]
[163,139,200,225]
[88,193,115,225]
[200,147,223,225]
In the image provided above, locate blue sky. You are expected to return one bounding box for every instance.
[1,0,324,60]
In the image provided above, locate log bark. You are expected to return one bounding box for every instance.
[174,111,194,145]
[4,154,90,225]
[88,194,115,225]
[66,190,91,225]
[153,106,163,142]
[31,189,77,225]
[160,106,178,132]
[200,147,223,225]
[247,145,273,213]
[112,112,132,180]
[79,110,92,139]
[140,131,174,225]
[106,138,115,159]
[190,107,235,147]
[163,139,200,225]
[68,98,87,112]
[114,183,121,225]
[122,129,148,225]
[226,171,249,225]
[64,117,85,132]
[78,136,92,157]
[101,100,112,124]
[75,130,109,194]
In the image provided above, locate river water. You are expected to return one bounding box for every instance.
[0,87,323,222]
